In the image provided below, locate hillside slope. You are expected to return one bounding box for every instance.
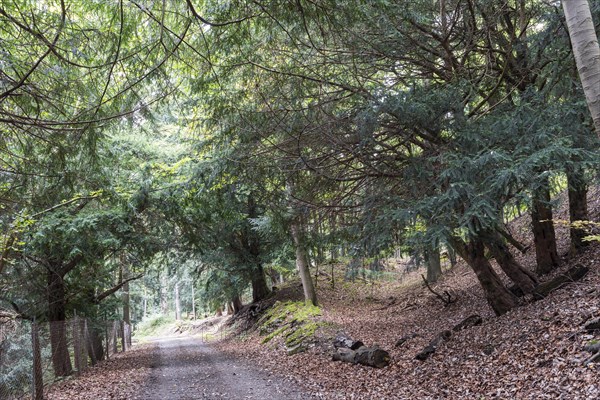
[218,192,600,399]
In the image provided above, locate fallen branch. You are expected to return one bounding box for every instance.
[421,275,456,306]
[532,264,589,301]
[415,330,452,361]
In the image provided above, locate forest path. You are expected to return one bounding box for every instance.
[133,336,312,400]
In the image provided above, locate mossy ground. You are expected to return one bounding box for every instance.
[258,301,324,351]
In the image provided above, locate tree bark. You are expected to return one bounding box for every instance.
[451,238,517,316]
[485,233,538,294]
[232,295,243,314]
[567,164,589,256]
[47,268,73,377]
[531,181,560,274]
[562,0,600,135]
[250,262,270,303]
[424,244,442,283]
[290,218,318,306]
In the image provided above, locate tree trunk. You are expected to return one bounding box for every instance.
[567,164,589,256]
[290,218,319,306]
[191,285,196,320]
[446,245,457,268]
[531,181,560,274]
[451,238,517,316]
[174,281,181,320]
[47,268,73,377]
[424,244,442,283]
[562,0,600,135]
[485,234,538,294]
[160,273,168,314]
[250,262,270,303]
[232,295,243,314]
[87,327,104,364]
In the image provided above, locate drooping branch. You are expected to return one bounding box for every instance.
[185,0,258,27]
[93,273,144,304]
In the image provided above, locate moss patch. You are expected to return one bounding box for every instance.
[258,301,324,353]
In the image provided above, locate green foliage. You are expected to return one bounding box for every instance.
[134,314,176,339]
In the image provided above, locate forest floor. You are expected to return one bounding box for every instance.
[44,189,600,399]
[215,190,600,400]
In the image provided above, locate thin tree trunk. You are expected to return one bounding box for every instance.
[485,234,538,294]
[160,273,168,314]
[174,282,181,320]
[562,0,600,135]
[531,180,560,274]
[567,164,589,256]
[451,238,518,316]
[47,268,73,377]
[290,218,318,306]
[191,285,196,320]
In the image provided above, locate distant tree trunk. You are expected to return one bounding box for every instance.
[226,302,234,315]
[174,282,181,320]
[121,262,131,334]
[160,273,168,314]
[446,245,457,268]
[451,238,517,316]
[424,245,442,283]
[191,285,195,320]
[485,234,538,294]
[531,180,561,274]
[290,218,319,306]
[47,267,73,377]
[87,327,104,364]
[562,0,600,135]
[567,164,589,256]
[232,295,243,314]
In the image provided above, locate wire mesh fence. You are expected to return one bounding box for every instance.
[0,317,132,399]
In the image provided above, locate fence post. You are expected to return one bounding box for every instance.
[72,317,81,375]
[31,321,43,400]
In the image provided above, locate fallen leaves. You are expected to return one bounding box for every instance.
[45,343,156,400]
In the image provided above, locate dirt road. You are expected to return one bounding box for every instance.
[134,336,312,400]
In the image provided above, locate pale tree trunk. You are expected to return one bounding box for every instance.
[174,282,181,321]
[290,218,318,306]
[191,285,196,320]
[562,0,600,135]
[160,273,168,314]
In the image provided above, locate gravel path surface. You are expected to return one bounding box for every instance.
[134,336,312,400]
